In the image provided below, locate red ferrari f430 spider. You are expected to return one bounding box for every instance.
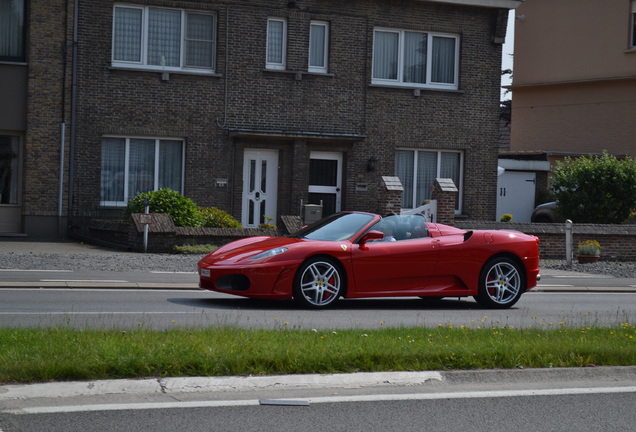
[198,212,540,309]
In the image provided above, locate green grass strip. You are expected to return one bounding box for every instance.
[1,324,635,384]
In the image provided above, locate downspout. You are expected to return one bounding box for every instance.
[58,0,70,238]
[216,6,234,215]
[57,123,65,236]
[67,0,78,233]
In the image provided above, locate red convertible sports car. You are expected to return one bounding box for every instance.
[198,212,540,309]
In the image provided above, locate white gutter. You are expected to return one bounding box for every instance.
[417,0,522,9]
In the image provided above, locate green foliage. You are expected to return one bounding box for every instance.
[258,215,277,229]
[174,244,218,254]
[500,214,512,222]
[126,189,204,227]
[198,207,242,228]
[550,153,636,223]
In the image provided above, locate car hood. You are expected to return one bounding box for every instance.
[199,236,304,265]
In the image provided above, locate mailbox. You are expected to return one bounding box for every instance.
[303,204,323,224]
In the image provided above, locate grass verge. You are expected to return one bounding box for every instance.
[1,324,635,384]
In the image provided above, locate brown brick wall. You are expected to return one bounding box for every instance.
[23,0,72,218]
[25,0,505,236]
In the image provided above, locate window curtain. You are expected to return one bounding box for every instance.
[373,31,398,80]
[0,0,24,59]
[113,7,142,62]
[186,13,214,68]
[159,141,183,192]
[403,31,426,84]
[267,19,285,64]
[432,36,456,84]
[148,8,181,67]
[395,150,414,208]
[309,23,326,68]
[128,139,155,198]
[416,152,437,206]
[440,152,460,185]
[101,138,126,203]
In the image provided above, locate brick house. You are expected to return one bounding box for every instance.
[1,0,520,239]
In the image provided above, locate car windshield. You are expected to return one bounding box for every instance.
[290,212,376,241]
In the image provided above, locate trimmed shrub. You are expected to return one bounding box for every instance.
[126,189,204,227]
[198,207,242,228]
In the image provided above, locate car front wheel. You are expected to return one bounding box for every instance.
[293,258,344,308]
[474,257,524,309]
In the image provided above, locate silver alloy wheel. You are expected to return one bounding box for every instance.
[297,260,342,307]
[483,260,521,304]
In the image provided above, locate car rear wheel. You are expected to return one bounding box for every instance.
[474,257,524,309]
[293,257,344,308]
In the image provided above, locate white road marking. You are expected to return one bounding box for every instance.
[39,279,129,283]
[5,386,636,415]
[150,271,197,274]
[0,311,204,315]
[0,269,72,272]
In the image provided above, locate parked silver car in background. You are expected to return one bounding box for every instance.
[531,202,563,223]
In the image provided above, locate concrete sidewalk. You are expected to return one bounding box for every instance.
[0,239,129,255]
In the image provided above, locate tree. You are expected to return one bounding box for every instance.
[550,153,636,224]
[500,69,512,125]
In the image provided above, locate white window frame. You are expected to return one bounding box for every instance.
[308,21,329,73]
[266,17,287,70]
[111,5,216,74]
[396,149,464,214]
[372,27,460,90]
[100,137,185,207]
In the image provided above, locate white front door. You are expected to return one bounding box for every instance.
[308,151,342,217]
[242,149,279,228]
[496,171,536,223]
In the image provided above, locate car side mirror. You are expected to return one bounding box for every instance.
[359,230,384,245]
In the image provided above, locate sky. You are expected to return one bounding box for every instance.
[501,10,515,100]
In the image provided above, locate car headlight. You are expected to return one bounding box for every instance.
[248,247,288,261]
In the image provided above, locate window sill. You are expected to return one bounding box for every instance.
[369,83,464,95]
[624,48,636,54]
[0,60,27,66]
[109,65,222,78]
[100,203,127,208]
[263,69,335,80]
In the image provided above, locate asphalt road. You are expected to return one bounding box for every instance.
[1,288,636,329]
[2,368,636,432]
[2,266,636,290]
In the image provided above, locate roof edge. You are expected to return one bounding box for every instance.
[418,0,522,9]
